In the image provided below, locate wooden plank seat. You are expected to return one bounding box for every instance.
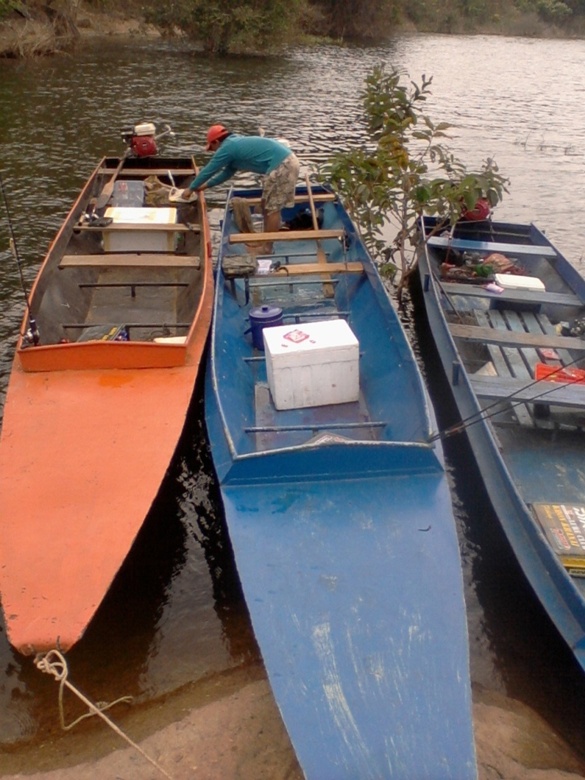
[240,193,338,206]
[76,222,192,232]
[59,253,200,268]
[98,167,196,177]
[465,306,585,429]
[471,375,585,409]
[229,228,345,244]
[441,282,582,308]
[449,322,585,351]
[427,236,557,257]
[262,261,363,276]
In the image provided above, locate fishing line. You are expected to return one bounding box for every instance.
[0,171,40,345]
[428,353,585,442]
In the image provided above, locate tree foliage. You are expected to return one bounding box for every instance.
[142,0,305,54]
[311,0,399,40]
[321,65,509,292]
[5,0,585,58]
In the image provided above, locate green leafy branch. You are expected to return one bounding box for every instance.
[321,65,509,294]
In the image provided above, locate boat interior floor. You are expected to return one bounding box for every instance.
[250,384,380,450]
[86,278,179,338]
[447,299,585,434]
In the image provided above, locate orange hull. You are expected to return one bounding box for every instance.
[0,156,213,654]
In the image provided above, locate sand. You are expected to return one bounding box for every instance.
[2,669,585,780]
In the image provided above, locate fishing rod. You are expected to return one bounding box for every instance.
[0,171,40,345]
[428,352,585,443]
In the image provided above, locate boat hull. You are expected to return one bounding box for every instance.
[417,217,585,672]
[0,155,213,654]
[205,186,477,778]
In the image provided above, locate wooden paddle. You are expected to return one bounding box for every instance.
[305,173,334,297]
[95,154,127,210]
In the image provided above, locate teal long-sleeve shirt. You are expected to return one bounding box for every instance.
[189,135,292,191]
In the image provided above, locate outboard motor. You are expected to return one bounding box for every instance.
[121,122,158,158]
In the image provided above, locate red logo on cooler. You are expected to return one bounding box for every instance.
[283,329,310,344]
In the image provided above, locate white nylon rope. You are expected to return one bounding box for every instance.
[35,649,174,780]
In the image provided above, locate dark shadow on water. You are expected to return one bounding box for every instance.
[407,270,585,761]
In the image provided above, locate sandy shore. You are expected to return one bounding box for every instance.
[1,667,585,780]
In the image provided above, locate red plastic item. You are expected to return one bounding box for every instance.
[461,198,490,221]
[535,363,585,384]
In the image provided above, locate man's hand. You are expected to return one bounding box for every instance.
[169,187,198,203]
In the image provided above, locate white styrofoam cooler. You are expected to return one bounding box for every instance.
[263,319,359,410]
[494,273,545,292]
[104,206,178,252]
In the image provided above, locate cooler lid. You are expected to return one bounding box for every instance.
[263,319,359,364]
[250,305,283,322]
[105,206,177,225]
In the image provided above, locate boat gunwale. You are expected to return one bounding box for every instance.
[418,215,585,664]
[209,186,437,465]
[15,155,213,373]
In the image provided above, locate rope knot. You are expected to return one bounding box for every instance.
[35,649,68,682]
[33,648,172,778]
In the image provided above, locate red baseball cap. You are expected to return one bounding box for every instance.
[206,124,229,150]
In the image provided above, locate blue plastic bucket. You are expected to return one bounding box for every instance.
[249,305,283,350]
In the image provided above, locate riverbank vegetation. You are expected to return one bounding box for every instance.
[1,0,585,57]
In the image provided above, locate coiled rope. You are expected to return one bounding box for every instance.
[35,649,174,780]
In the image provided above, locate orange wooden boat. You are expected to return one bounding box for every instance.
[0,150,213,655]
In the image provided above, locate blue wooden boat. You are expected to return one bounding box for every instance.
[204,184,477,779]
[418,215,585,674]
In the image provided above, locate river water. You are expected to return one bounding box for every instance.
[2,32,585,768]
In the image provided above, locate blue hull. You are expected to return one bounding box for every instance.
[205,187,476,778]
[418,216,585,673]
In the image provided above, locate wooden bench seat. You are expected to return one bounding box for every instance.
[427,236,557,257]
[241,193,338,206]
[470,375,585,409]
[449,322,585,351]
[229,228,344,244]
[462,305,585,429]
[441,282,581,308]
[98,167,196,177]
[76,222,192,233]
[59,253,200,268]
[264,261,363,276]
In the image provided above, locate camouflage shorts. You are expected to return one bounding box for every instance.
[262,154,300,213]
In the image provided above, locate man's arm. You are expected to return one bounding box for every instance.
[189,146,236,191]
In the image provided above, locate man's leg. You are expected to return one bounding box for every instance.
[255,208,278,255]
[259,155,300,255]
[264,209,281,233]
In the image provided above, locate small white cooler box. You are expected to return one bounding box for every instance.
[263,319,359,411]
[103,206,178,252]
[494,273,545,292]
